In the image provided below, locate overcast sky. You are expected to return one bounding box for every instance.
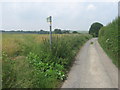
[0,1,118,31]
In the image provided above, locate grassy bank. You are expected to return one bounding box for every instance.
[98,17,119,68]
[2,33,92,88]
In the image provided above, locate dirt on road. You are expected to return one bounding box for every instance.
[61,38,118,88]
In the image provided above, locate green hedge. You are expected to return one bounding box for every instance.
[98,17,119,68]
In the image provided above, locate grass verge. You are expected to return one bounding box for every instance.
[2,34,92,88]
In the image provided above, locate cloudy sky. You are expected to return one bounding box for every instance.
[0,0,118,31]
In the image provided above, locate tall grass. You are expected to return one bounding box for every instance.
[98,17,119,68]
[2,33,92,88]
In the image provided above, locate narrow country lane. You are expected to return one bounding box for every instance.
[61,38,118,88]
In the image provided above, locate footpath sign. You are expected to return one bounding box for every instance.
[47,16,52,49]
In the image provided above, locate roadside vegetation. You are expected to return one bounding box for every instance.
[2,33,92,88]
[98,17,119,68]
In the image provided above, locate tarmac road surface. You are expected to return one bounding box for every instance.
[61,38,118,88]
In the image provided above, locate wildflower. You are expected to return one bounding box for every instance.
[106,38,109,42]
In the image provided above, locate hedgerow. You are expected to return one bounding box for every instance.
[98,17,119,68]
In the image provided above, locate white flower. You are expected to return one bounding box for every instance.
[106,39,109,42]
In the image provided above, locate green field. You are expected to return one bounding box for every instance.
[2,33,92,88]
[98,17,119,68]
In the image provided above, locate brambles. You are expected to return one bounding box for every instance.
[2,33,92,88]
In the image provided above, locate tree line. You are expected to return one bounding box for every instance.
[1,29,79,34]
[1,22,104,36]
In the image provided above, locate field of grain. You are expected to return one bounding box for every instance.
[2,33,92,88]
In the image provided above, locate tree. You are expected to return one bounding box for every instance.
[72,31,78,34]
[53,29,62,34]
[62,30,70,34]
[39,30,49,34]
[89,22,103,37]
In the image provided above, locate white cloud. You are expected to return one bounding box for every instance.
[87,4,96,10]
[1,2,118,31]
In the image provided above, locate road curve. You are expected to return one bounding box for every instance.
[61,38,118,88]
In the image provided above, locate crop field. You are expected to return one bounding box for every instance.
[2,33,92,88]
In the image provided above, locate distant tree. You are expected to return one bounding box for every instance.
[1,30,5,32]
[62,30,70,34]
[53,29,62,34]
[89,22,103,37]
[40,29,44,32]
[39,29,49,34]
[72,31,78,34]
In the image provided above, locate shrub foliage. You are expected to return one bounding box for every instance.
[98,17,119,68]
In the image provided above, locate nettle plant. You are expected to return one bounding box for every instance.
[26,52,66,81]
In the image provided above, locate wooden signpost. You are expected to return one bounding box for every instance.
[47,16,52,49]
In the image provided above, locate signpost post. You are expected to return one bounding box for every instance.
[47,16,52,49]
